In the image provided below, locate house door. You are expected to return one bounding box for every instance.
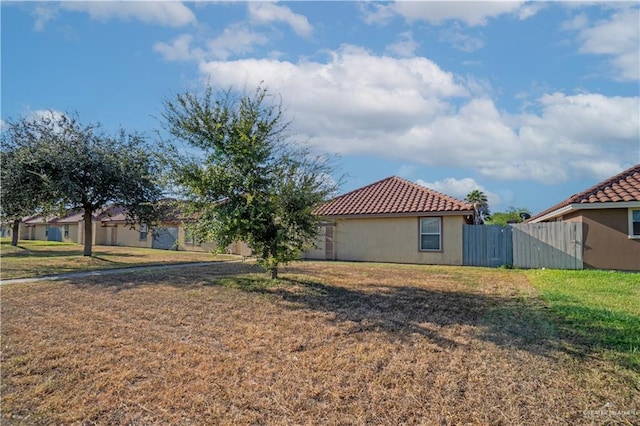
[105,226,117,246]
[152,227,179,250]
[325,225,335,260]
[47,226,62,242]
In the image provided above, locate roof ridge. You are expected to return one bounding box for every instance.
[316,175,474,216]
[569,163,640,203]
[529,163,640,221]
[400,176,473,208]
[327,176,399,203]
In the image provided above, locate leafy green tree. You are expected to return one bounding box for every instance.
[162,85,338,279]
[1,112,165,256]
[485,207,531,226]
[0,129,57,246]
[465,189,491,224]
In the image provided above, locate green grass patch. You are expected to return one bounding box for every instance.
[215,275,279,293]
[1,238,76,248]
[527,269,640,370]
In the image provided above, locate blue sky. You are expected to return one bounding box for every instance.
[2,1,639,214]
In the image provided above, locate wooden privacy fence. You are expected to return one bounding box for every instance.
[463,225,513,267]
[463,222,583,269]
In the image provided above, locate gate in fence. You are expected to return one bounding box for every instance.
[463,225,512,267]
[463,222,583,269]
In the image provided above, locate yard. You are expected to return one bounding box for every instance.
[1,259,638,424]
[0,239,237,280]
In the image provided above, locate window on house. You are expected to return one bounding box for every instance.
[420,217,441,251]
[45,224,50,237]
[630,209,640,238]
[64,224,69,238]
[185,228,194,245]
[140,224,148,241]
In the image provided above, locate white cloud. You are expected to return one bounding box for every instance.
[199,45,467,132]
[416,177,501,206]
[195,47,637,185]
[248,2,313,37]
[60,1,196,27]
[28,109,66,122]
[206,24,269,60]
[376,1,534,27]
[518,2,546,20]
[565,6,639,81]
[154,34,203,62]
[21,110,68,133]
[439,24,485,52]
[385,31,420,57]
[31,6,57,31]
[359,2,398,25]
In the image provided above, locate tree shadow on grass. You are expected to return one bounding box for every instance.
[276,277,561,352]
[64,263,639,373]
[214,274,640,373]
[66,261,263,291]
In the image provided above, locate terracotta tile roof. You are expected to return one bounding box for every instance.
[315,176,474,217]
[529,163,640,221]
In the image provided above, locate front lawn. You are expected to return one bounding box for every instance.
[0,239,237,280]
[2,262,638,424]
[527,269,640,370]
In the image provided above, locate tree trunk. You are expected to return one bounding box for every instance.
[11,219,20,246]
[270,266,278,280]
[83,209,93,256]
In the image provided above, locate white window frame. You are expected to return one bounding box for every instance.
[140,224,148,241]
[419,217,442,251]
[64,224,70,238]
[629,208,640,239]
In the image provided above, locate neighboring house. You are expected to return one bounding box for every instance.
[528,164,640,271]
[20,213,79,243]
[304,176,475,265]
[17,204,252,255]
[95,204,221,252]
[0,223,13,238]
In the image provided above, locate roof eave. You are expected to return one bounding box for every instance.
[529,201,640,223]
[318,210,475,219]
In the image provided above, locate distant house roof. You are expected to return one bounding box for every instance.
[315,176,474,218]
[97,205,129,222]
[529,164,640,223]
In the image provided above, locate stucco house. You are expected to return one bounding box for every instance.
[17,204,252,255]
[20,210,83,243]
[304,176,475,265]
[528,164,640,271]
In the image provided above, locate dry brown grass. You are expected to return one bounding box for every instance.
[0,241,235,280]
[2,261,638,425]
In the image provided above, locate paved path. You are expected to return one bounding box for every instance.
[0,261,235,285]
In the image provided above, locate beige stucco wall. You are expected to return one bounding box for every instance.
[20,224,30,240]
[64,224,79,243]
[323,215,464,265]
[32,224,48,241]
[304,226,327,260]
[89,222,162,249]
[176,225,218,252]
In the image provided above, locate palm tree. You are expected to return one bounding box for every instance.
[465,190,490,224]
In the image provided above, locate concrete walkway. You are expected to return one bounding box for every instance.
[0,261,234,285]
